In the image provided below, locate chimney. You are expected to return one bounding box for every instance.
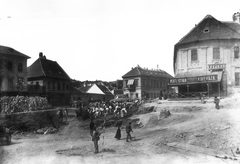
[233,12,240,23]
[39,52,43,58]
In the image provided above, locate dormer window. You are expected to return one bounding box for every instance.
[203,27,210,33]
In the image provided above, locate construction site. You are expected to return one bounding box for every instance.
[1,93,240,164]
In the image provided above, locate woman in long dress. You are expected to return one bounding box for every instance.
[114,119,122,140]
[115,126,121,140]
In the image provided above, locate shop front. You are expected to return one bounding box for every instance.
[168,71,223,99]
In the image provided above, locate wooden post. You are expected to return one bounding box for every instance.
[187,85,189,98]
[207,83,209,98]
[218,82,220,98]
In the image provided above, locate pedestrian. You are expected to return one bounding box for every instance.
[115,119,123,140]
[214,96,220,109]
[89,119,95,136]
[57,109,64,123]
[126,122,133,142]
[92,126,101,154]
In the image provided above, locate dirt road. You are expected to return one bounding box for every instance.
[1,97,240,164]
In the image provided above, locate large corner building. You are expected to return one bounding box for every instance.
[170,12,240,98]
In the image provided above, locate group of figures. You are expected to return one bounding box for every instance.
[89,119,134,154]
[76,101,134,120]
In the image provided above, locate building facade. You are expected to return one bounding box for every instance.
[27,53,71,106]
[122,66,173,100]
[0,45,30,96]
[169,13,240,98]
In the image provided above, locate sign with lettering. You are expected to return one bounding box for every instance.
[208,64,226,70]
[169,75,218,84]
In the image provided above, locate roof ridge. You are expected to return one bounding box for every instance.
[177,15,213,44]
[222,21,240,35]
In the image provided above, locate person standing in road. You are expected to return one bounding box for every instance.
[89,119,95,136]
[214,96,220,109]
[114,119,123,140]
[126,122,133,142]
[92,126,101,154]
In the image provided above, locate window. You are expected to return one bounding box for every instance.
[235,72,240,86]
[8,78,14,89]
[135,79,139,87]
[0,60,3,71]
[234,46,239,59]
[52,82,55,90]
[136,93,138,98]
[18,63,23,72]
[191,49,198,61]
[58,82,61,90]
[213,47,220,60]
[47,81,50,90]
[7,61,13,71]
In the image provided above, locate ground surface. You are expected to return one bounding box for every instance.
[1,94,240,164]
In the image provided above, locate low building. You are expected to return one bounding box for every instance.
[122,65,173,100]
[170,13,240,98]
[0,45,30,96]
[27,53,71,106]
[78,83,114,102]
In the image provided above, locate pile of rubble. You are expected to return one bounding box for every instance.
[159,110,171,119]
[36,127,57,135]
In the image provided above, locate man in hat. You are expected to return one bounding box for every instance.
[92,126,101,153]
[126,122,133,142]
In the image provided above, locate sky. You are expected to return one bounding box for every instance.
[0,0,240,81]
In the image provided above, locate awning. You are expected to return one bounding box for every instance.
[127,79,134,85]
[168,71,223,86]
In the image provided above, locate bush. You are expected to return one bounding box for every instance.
[0,96,52,114]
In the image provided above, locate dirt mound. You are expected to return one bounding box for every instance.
[136,106,156,114]
[159,110,171,119]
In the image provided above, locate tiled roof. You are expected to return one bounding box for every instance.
[0,45,30,59]
[176,15,240,45]
[122,66,173,78]
[78,86,91,93]
[174,15,240,73]
[27,58,70,80]
[97,84,113,95]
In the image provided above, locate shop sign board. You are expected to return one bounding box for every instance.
[208,64,226,70]
[169,75,218,84]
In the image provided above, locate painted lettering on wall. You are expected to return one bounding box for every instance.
[208,64,226,70]
[169,75,218,84]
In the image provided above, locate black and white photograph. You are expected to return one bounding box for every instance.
[1,0,240,163]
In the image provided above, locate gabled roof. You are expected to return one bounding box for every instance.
[97,84,113,95]
[27,57,70,80]
[0,45,30,59]
[176,15,240,45]
[174,15,240,73]
[78,86,92,93]
[122,66,173,78]
[78,84,113,95]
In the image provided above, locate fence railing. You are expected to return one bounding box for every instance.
[168,92,208,99]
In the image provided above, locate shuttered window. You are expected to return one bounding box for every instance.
[235,72,240,86]
[191,49,198,61]
[234,46,239,59]
[213,47,220,59]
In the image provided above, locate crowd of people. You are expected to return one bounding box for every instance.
[75,101,136,120]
